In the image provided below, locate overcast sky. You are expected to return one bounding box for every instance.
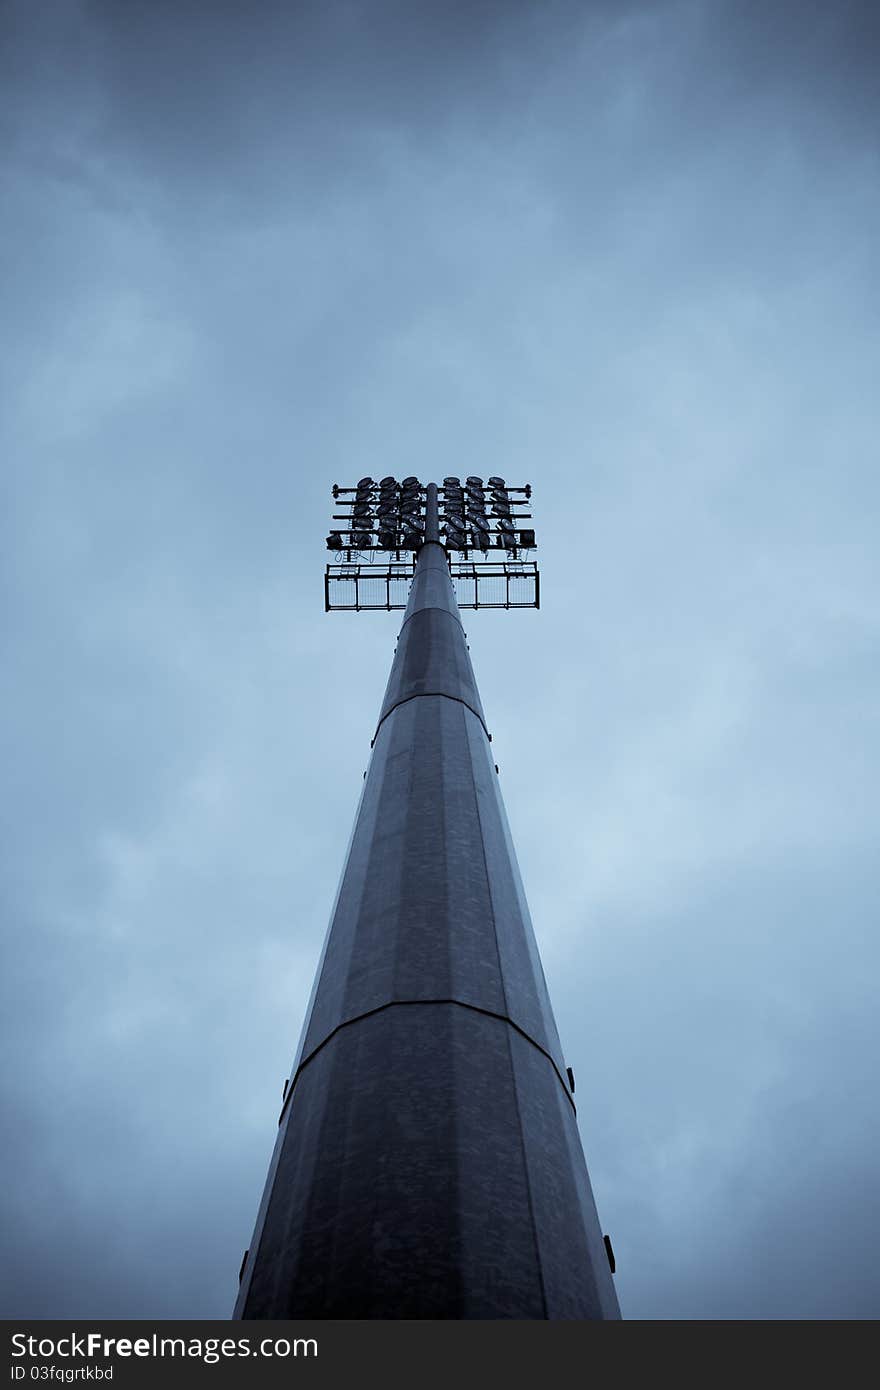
[2,0,878,1320]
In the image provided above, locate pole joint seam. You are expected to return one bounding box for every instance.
[373,690,490,744]
[397,595,465,639]
[278,997,576,1127]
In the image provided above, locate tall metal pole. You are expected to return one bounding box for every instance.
[234,490,620,1319]
[424,480,440,543]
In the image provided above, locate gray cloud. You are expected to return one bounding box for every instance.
[2,0,878,1319]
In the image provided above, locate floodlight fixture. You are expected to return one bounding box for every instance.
[472,528,491,552]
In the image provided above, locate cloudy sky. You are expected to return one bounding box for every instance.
[2,0,878,1320]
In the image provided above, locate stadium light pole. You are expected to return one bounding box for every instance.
[233,476,621,1319]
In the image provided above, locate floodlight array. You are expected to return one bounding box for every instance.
[327,476,425,557]
[326,474,536,574]
[440,476,535,558]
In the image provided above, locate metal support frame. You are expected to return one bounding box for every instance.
[325,559,539,611]
[324,560,416,612]
[450,560,540,610]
